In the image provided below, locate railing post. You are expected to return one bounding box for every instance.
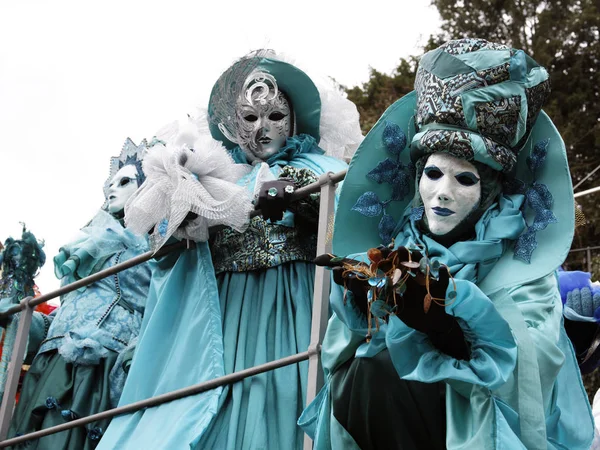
[587,247,593,274]
[0,296,34,440]
[304,173,336,450]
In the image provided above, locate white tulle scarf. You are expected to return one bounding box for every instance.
[125,129,254,251]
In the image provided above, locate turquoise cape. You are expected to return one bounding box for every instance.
[299,196,594,450]
[98,136,346,449]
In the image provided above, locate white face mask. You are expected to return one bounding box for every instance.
[106,165,139,215]
[419,153,481,236]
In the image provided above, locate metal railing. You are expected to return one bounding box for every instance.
[568,246,600,274]
[0,170,346,449]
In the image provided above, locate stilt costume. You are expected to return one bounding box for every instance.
[8,139,151,449]
[299,39,594,450]
[99,51,361,450]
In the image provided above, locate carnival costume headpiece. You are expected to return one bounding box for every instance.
[0,226,45,403]
[208,50,363,161]
[334,38,573,290]
[103,138,149,209]
[0,226,45,299]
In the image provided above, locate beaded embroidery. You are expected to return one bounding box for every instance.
[211,165,319,273]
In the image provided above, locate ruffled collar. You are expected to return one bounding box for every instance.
[229,134,324,167]
[397,194,526,283]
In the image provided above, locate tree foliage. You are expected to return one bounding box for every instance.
[345,58,418,134]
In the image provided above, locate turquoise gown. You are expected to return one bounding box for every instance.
[98,135,347,449]
[299,195,594,449]
[7,211,151,449]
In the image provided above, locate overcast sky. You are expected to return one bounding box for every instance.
[0,0,441,296]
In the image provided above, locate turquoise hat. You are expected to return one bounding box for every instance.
[333,40,573,290]
[208,54,322,149]
[412,38,550,173]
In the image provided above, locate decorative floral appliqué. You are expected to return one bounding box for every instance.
[351,121,413,245]
[512,139,558,263]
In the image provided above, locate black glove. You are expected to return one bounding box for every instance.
[0,315,12,329]
[396,252,470,360]
[256,179,296,223]
[314,253,370,317]
[314,247,470,360]
[180,211,198,228]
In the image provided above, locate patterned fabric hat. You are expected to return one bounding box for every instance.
[411,38,550,173]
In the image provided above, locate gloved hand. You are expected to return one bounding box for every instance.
[564,286,600,373]
[314,247,470,359]
[179,211,199,229]
[256,179,296,223]
[394,250,455,335]
[314,252,371,317]
[0,315,12,329]
[566,287,600,319]
[397,252,470,360]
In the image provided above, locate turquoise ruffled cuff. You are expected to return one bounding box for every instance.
[385,279,517,391]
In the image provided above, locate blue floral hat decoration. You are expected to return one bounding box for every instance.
[333,39,574,290]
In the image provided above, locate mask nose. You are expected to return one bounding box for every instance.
[435,179,453,203]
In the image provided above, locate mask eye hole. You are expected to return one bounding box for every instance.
[244,114,258,122]
[119,177,131,187]
[455,172,480,186]
[424,166,443,180]
[269,111,286,121]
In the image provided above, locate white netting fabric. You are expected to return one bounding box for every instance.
[124,128,253,251]
[270,52,364,161]
[316,78,364,161]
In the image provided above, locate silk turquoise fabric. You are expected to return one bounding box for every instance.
[99,147,346,449]
[96,245,225,449]
[300,195,594,449]
[199,262,314,449]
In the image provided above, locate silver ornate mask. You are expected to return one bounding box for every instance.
[235,72,293,162]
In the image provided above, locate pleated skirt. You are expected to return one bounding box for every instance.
[198,261,315,450]
[8,350,117,449]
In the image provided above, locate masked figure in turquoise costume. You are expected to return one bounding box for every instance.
[8,138,151,449]
[98,51,361,450]
[0,227,45,402]
[299,39,594,450]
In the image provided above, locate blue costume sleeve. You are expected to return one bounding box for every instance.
[26,310,55,363]
[385,279,517,392]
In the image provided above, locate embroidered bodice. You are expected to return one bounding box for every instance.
[210,165,320,273]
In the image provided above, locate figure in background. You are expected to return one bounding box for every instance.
[8,138,151,449]
[556,268,600,448]
[99,50,361,450]
[0,227,46,402]
[300,39,593,449]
